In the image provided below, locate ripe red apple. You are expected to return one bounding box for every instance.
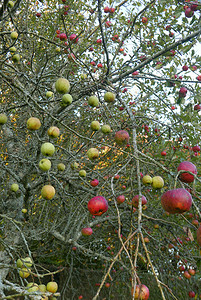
[182,65,188,71]
[189,268,196,276]
[131,284,149,300]
[161,188,192,214]
[179,87,187,97]
[69,34,78,43]
[116,195,125,204]
[114,130,129,145]
[36,12,41,17]
[81,227,93,236]
[104,6,110,13]
[185,7,194,18]
[132,195,147,208]
[188,291,195,298]
[184,270,191,279]
[161,151,166,156]
[192,145,200,152]
[142,16,148,24]
[88,196,108,216]
[90,179,99,187]
[59,33,67,40]
[177,161,197,183]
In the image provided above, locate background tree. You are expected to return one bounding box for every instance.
[1,0,201,299]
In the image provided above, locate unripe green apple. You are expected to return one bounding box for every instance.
[101,124,111,134]
[27,283,39,292]
[46,282,58,293]
[12,54,20,63]
[55,78,70,94]
[27,117,41,130]
[39,158,51,171]
[87,148,99,160]
[47,126,60,138]
[56,47,61,52]
[10,46,16,53]
[41,185,55,200]
[88,96,99,107]
[0,113,8,125]
[142,175,152,185]
[11,183,19,192]
[90,121,100,131]
[10,31,18,40]
[104,92,115,103]
[46,91,53,98]
[16,258,23,268]
[80,73,87,80]
[62,93,73,105]
[152,176,164,189]
[79,170,86,177]
[19,268,31,278]
[71,162,79,169]
[8,1,14,8]
[38,284,46,292]
[41,142,55,156]
[22,208,27,213]
[23,257,33,267]
[57,163,65,171]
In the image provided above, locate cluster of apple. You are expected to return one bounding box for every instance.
[142,175,164,189]
[9,31,21,63]
[16,257,58,299]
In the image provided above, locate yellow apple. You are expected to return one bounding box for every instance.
[22,208,27,213]
[10,31,18,39]
[90,121,100,131]
[23,257,33,267]
[142,175,152,185]
[46,281,58,293]
[57,163,65,171]
[46,91,53,98]
[47,126,60,138]
[10,46,16,53]
[88,96,99,107]
[41,185,55,200]
[19,268,31,278]
[27,117,41,130]
[87,148,99,160]
[152,176,164,189]
[38,284,47,293]
[101,124,111,134]
[55,78,70,94]
[104,92,115,103]
[8,1,14,8]
[71,162,79,169]
[27,283,39,292]
[12,54,20,63]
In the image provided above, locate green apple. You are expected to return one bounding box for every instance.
[38,284,47,292]
[55,78,70,94]
[12,54,20,63]
[79,170,86,177]
[57,163,65,171]
[62,93,73,105]
[142,175,152,185]
[71,162,79,169]
[87,148,99,160]
[80,73,87,80]
[46,281,58,293]
[46,91,53,98]
[10,31,18,40]
[39,158,51,171]
[19,268,31,278]
[152,176,164,189]
[88,96,99,107]
[41,185,55,200]
[0,113,8,125]
[101,124,111,134]
[104,92,115,103]
[27,117,41,130]
[47,126,60,138]
[56,47,61,52]
[27,283,39,292]
[90,121,100,131]
[11,183,19,192]
[22,208,27,213]
[10,46,16,53]
[16,258,23,268]
[8,1,14,8]
[41,142,55,156]
[23,257,33,267]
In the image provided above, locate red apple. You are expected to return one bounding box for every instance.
[192,145,200,152]
[182,65,188,71]
[184,270,191,279]
[114,130,129,145]
[161,151,166,156]
[88,196,108,216]
[131,284,149,299]
[161,188,192,214]
[177,161,197,183]
[142,17,148,24]
[196,225,201,246]
[116,195,125,204]
[114,174,120,180]
[132,195,147,208]
[81,227,93,236]
[104,6,110,13]
[188,291,195,298]
[90,179,99,187]
[185,7,194,18]
[188,269,196,276]
[179,87,187,97]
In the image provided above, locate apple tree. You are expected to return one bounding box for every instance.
[1,0,201,299]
